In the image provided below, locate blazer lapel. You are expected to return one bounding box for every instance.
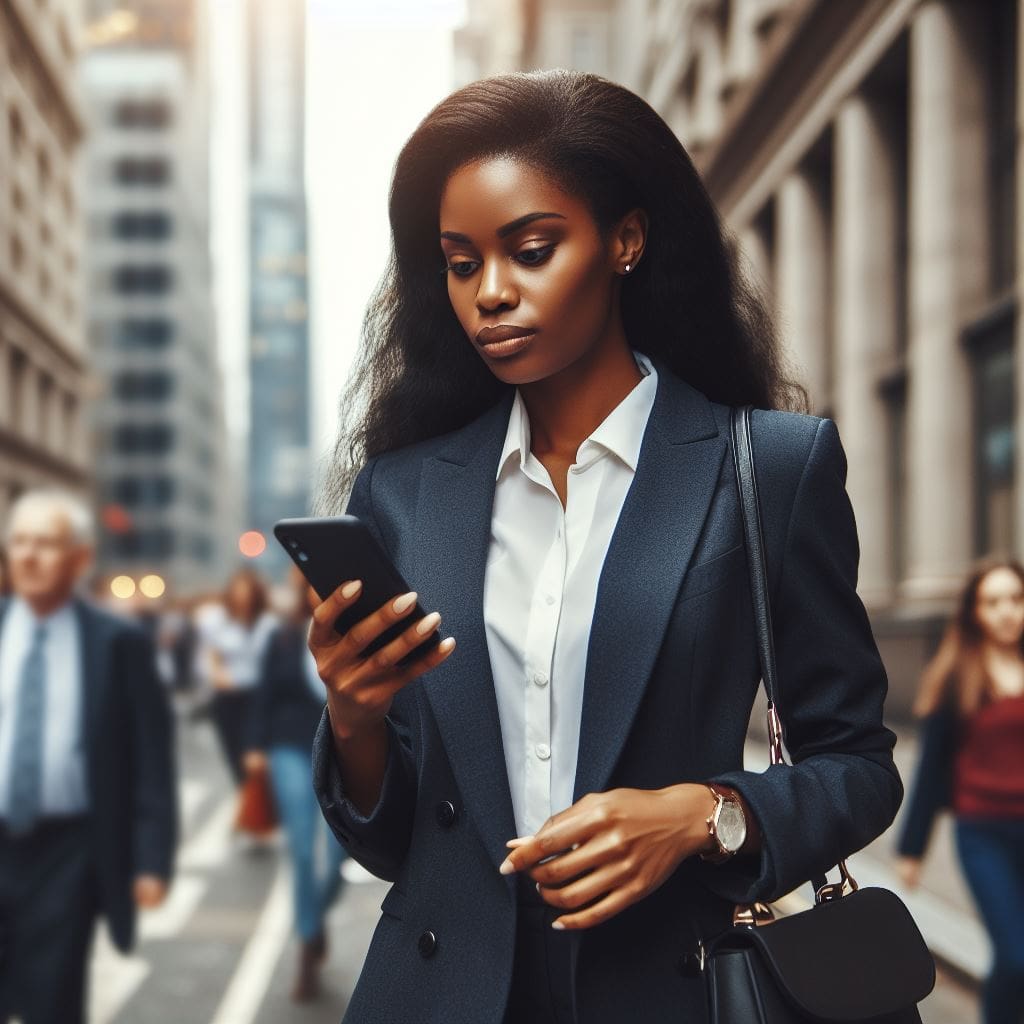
[414,392,518,871]
[573,363,727,800]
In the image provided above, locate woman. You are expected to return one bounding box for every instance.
[246,566,347,1002]
[202,568,277,787]
[897,560,1024,1024]
[310,70,902,1023]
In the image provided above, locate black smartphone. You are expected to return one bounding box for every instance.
[273,515,442,665]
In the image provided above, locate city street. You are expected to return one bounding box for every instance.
[86,706,979,1024]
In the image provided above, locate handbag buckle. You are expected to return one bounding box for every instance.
[732,901,776,927]
[814,859,859,904]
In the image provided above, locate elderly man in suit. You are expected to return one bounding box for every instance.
[0,489,177,1024]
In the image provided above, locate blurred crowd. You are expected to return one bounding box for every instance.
[1,487,1023,1024]
[0,490,346,1023]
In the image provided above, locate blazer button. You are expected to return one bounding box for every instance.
[418,930,438,958]
[436,800,457,828]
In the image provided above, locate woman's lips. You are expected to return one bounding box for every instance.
[475,325,537,357]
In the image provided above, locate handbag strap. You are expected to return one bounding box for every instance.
[729,405,785,766]
[728,405,857,903]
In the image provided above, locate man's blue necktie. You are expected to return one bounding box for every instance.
[7,622,48,835]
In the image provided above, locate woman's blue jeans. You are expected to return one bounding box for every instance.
[955,818,1024,1024]
[269,746,347,941]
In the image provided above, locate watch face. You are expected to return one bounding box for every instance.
[717,801,747,853]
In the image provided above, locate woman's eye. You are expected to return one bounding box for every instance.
[447,260,479,278]
[516,245,555,267]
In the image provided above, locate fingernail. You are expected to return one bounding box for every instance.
[393,592,417,613]
[416,612,441,635]
[551,920,566,930]
[535,882,542,893]
[439,637,456,652]
[499,858,515,876]
[341,580,362,599]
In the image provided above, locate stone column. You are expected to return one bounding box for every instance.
[903,0,989,605]
[776,170,830,411]
[834,94,901,609]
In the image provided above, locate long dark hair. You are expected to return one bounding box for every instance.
[914,558,1024,718]
[321,70,805,508]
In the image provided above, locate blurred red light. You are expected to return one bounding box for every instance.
[102,504,133,534]
[239,530,266,558]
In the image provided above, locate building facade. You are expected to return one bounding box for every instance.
[0,0,90,522]
[461,0,1021,713]
[246,0,311,577]
[80,0,232,591]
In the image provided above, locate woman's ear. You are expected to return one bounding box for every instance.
[613,208,649,275]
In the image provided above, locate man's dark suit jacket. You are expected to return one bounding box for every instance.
[0,597,177,953]
[312,358,902,1023]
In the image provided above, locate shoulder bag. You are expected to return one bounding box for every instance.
[700,406,936,1023]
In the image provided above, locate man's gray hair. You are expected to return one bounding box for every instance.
[6,488,97,547]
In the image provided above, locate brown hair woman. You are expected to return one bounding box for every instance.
[897,559,1024,1024]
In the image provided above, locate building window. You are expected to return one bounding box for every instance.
[113,157,170,186]
[113,264,173,294]
[970,311,1015,556]
[110,476,175,508]
[113,422,176,453]
[112,211,173,240]
[113,99,172,130]
[114,372,175,401]
[117,318,174,349]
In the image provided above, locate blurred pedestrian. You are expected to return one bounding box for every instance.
[0,490,177,1024]
[0,548,8,597]
[245,565,347,1001]
[202,568,276,788]
[897,559,1024,1024]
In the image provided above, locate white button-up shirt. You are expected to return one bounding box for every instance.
[484,352,658,837]
[0,598,89,818]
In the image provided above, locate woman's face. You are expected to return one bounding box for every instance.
[227,577,258,619]
[439,156,634,385]
[974,567,1024,648]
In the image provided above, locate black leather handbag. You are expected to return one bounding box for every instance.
[700,407,937,1023]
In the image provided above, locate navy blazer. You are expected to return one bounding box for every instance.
[312,359,902,1023]
[0,597,177,953]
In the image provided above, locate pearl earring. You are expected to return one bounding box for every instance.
[624,263,632,273]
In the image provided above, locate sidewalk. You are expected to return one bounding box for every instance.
[747,720,988,983]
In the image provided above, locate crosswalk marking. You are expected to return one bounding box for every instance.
[208,864,292,1024]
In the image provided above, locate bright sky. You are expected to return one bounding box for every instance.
[210,0,465,487]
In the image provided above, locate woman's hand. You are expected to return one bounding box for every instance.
[498,785,718,930]
[896,856,922,890]
[308,581,456,743]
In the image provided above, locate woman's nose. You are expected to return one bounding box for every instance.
[476,259,517,312]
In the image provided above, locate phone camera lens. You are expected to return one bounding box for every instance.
[297,550,309,563]
[287,539,299,549]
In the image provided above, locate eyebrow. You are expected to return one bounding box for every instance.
[440,211,567,243]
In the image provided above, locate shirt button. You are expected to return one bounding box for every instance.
[535,743,551,761]
[544,593,555,606]
[532,672,548,688]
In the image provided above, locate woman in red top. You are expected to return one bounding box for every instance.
[897,559,1024,1024]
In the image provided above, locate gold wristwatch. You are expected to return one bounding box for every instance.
[699,784,748,863]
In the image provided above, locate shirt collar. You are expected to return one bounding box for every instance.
[8,596,75,633]
[495,350,658,480]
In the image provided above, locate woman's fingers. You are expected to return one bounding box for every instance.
[500,811,597,875]
[308,580,364,647]
[550,885,639,931]
[536,860,630,912]
[363,611,444,674]
[527,832,620,886]
[342,591,422,659]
